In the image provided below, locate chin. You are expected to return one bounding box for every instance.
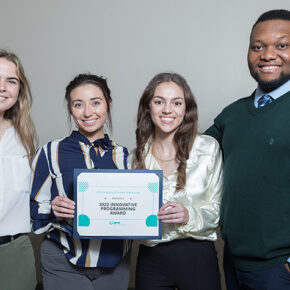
[253,72,290,93]
[258,79,288,92]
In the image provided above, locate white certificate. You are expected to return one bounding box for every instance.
[73,169,162,239]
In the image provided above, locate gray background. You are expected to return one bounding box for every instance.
[2,0,289,289]
[2,0,289,149]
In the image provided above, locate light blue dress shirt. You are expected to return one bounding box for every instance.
[254,80,290,107]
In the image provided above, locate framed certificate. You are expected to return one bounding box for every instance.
[73,169,163,239]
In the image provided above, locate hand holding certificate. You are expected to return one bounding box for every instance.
[73,169,163,239]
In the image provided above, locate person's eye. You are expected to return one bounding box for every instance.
[74,103,82,108]
[252,45,263,51]
[7,80,17,85]
[278,43,288,49]
[154,100,163,105]
[93,101,100,106]
[174,101,182,106]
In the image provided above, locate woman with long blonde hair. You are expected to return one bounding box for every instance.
[0,49,37,290]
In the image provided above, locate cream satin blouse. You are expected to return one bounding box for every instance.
[131,134,223,247]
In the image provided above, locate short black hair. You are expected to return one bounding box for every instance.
[252,9,290,31]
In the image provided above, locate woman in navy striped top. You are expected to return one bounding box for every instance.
[30,74,131,290]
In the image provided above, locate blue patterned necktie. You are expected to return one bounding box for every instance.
[257,95,274,108]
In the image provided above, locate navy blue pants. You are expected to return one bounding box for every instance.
[223,245,290,290]
[136,239,221,290]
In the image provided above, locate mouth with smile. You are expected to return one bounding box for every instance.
[82,119,97,126]
[160,117,175,124]
[0,95,8,101]
[258,64,281,73]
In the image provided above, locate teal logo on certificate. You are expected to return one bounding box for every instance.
[73,169,163,239]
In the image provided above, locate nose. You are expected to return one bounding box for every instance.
[83,105,92,117]
[261,46,277,61]
[0,79,6,92]
[162,101,172,114]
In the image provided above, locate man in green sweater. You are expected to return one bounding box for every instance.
[206,9,290,290]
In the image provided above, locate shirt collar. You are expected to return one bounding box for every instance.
[254,80,290,107]
[70,131,112,149]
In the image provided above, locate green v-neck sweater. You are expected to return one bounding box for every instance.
[206,90,290,271]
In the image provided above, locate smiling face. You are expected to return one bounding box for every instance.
[0,57,20,118]
[70,84,109,142]
[248,19,290,92]
[150,81,186,137]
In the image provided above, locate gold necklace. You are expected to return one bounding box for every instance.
[151,143,176,162]
[154,155,176,162]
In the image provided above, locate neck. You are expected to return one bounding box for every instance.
[154,128,176,144]
[0,111,4,124]
[0,116,12,140]
[0,115,11,129]
[152,131,176,160]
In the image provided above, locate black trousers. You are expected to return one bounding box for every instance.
[136,239,221,290]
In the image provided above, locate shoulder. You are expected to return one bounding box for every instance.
[2,126,27,155]
[127,150,135,169]
[191,134,220,157]
[110,141,129,156]
[187,135,222,171]
[111,141,129,152]
[34,136,68,160]
[38,137,67,151]
[218,94,253,117]
[127,142,151,169]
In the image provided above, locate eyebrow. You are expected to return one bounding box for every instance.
[252,35,288,43]
[277,35,288,40]
[71,99,82,103]
[71,97,103,103]
[7,77,20,82]
[153,96,184,100]
[90,97,103,101]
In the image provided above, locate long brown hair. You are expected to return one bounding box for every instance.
[1,49,37,164]
[133,72,198,191]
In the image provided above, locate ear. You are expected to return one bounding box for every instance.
[109,100,112,109]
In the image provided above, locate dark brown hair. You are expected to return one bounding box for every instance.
[132,72,198,191]
[65,73,113,131]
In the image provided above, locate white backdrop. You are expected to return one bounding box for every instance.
[1,0,289,149]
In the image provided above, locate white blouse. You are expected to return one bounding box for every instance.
[131,134,223,247]
[0,127,31,236]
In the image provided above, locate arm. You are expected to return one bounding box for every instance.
[204,115,223,146]
[177,140,223,238]
[30,146,74,235]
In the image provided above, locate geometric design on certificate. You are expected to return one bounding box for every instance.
[78,181,89,192]
[78,214,90,227]
[145,214,158,227]
[147,182,158,193]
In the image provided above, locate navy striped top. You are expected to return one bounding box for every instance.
[30,131,131,268]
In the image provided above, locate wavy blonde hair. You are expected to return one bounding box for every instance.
[132,72,198,191]
[1,49,37,164]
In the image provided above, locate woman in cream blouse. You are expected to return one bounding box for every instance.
[0,49,37,290]
[131,72,223,290]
